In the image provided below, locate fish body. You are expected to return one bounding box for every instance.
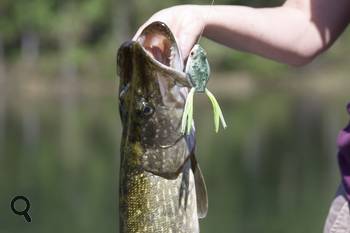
[117,22,208,233]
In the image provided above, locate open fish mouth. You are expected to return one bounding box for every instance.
[136,21,184,72]
[118,21,191,88]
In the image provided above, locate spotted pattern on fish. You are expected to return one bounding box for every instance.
[120,165,199,233]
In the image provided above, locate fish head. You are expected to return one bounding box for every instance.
[117,21,194,178]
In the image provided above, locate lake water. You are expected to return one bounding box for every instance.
[0,71,349,233]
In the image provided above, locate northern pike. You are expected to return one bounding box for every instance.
[117,21,208,233]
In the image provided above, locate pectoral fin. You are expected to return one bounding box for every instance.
[191,155,208,219]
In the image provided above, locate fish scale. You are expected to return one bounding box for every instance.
[121,170,198,232]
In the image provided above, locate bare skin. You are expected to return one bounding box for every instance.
[134,0,350,66]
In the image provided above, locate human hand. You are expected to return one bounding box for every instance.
[133,5,206,60]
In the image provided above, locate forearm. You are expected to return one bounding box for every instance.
[201,3,349,66]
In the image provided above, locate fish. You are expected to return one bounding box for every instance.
[117,21,208,233]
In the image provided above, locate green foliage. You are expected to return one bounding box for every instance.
[1,0,285,73]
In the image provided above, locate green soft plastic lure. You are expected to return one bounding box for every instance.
[181,44,227,135]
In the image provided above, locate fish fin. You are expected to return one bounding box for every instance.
[179,160,191,209]
[191,155,208,219]
[141,137,191,180]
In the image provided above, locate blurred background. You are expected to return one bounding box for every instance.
[0,0,349,232]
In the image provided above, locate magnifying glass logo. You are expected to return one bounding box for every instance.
[10,196,32,222]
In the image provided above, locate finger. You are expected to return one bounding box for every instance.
[132,20,150,41]
[132,13,172,41]
[178,33,197,60]
[132,16,159,41]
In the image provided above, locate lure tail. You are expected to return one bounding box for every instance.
[205,88,227,132]
[181,88,196,135]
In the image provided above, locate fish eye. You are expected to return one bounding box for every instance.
[190,51,194,56]
[142,103,154,116]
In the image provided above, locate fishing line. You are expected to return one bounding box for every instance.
[196,0,215,44]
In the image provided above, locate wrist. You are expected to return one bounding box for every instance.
[192,5,208,32]
[194,5,212,38]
